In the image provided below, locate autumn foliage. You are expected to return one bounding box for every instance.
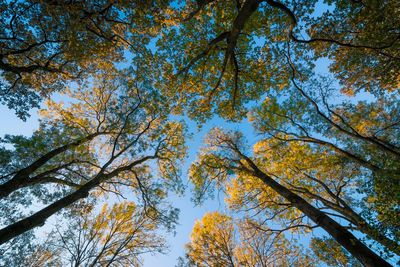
[0,1,399,266]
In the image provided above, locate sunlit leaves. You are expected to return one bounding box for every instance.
[305,0,400,94]
[0,68,187,248]
[25,201,167,266]
[183,211,314,267]
[311,237,362,267]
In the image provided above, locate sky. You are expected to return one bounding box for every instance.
[0,2,334,265]
[2,61,395,266]
[0,11,262,264]
[1,1,398,266]
[2,85,397,266]
[143,116,258,266]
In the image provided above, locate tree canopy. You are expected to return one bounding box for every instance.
[180,211,315,266]
[0,0,399,266]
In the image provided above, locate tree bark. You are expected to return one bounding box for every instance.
[353,214,400,257]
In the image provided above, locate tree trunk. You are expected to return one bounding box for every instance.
[0,133,100,199]
[0,178,26,199]
[302,189,400,256]
[240,155,392,267]
[0,155,154,245]
[0,176,97,245]
[355,216,400,257]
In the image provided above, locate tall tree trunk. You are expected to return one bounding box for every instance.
[0,133,100,199]
[0,175,97,245]
[0,155,154,245]
[301,187,400,255]
[352,214,400,257]
[239,154,392,267]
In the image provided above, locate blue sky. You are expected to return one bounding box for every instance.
[143,116,259,266]
[1,1,398,266]
[2,61,395,266]
[0,11,339,266]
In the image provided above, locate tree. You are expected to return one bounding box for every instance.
[185,212,236,267]
[3,1,398,119]
[310,237,362,267]
[0,68,186,244]
[189,128,392,266]
[23,202,167,267]
[0,1,399,265]
[227,138,400,257]
[236,220,314,266]
[0,231,38,267]
[181,211,314,267]
[248,74,399,255]
[158,0,399,120]
[0,0,174,118]
[300,0,400,94]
